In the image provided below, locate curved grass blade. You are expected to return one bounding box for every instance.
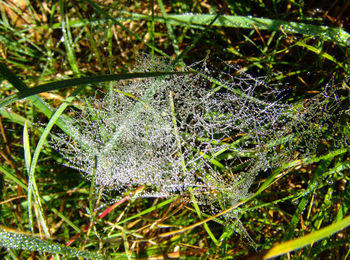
[23,123,36,233]
[294,40,344,68]
[0,71,193,108]
[0,63,69,133]
[0,62,28,91]
[22,72,190,98]
[24,123,50,237]
[25,85,86,237]
[263,214,350,259]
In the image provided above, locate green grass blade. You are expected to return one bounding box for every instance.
[0,107,35,127]
[59,0,80,76]
[0,228,103,259]
[31,12,350,48]
[117,197,175,225]
[0,96,19,110]
[0,71,193,108]
[74,5,105,74]
[263,214,350,259]
[51,208,82,234]
[0,165,27,190]
[0,63,28,91]
[0,63,69,133]
[335,180,350,222]
[27,168,49,237]
[295,40,344,68]
[23,123,35,232]
[123,13,350,47]
[150,0,155,58]
[23,123,31,174]
[157,0,180,56]
[18,72,191,98]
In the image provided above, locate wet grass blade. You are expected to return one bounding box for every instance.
[157,0,180,56]
[59,0,80,76]
[23,123,34,232]
[0,227,103,259]
[24,123,50,237]
[123,13,350,47]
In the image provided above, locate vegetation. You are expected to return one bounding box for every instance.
[0,1,349,259]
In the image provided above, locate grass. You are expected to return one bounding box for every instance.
[0,0,349,259]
